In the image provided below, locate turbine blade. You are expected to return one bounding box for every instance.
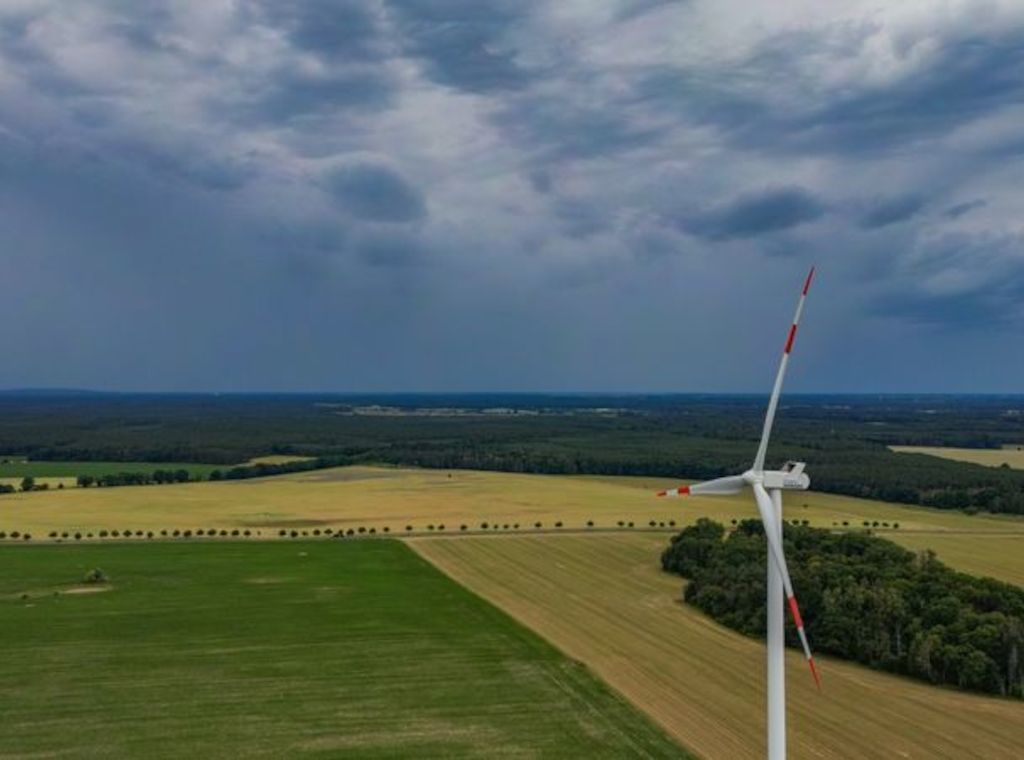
[752,267,815,472]
[656,475,745,497]
[753,482,822,690]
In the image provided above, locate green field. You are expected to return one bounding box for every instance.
[0,460,224,480]
[0,540,689,759]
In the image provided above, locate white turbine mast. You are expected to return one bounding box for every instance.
[657,267,820,760]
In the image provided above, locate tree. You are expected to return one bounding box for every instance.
[20,476,35,492]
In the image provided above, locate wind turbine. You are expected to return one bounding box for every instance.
[657,267,819,760]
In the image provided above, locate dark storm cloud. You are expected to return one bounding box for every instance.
[243,66,397,122]
[356,230,428,267]
[323,162,426,223]
[2,1,1024,392]
[681,187,826,241]
[495,93,665,161]
[634,23,1024,157]
[872,232,1024,327]
[858,195,926,229]
[384,0,536,93]
[258,0,382,61]
[943,199,987,219]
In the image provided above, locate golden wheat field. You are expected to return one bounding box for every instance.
[2,466,1022,582]
[412,533,1024,760]
[891,445,1024,469]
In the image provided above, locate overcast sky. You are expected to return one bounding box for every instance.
[2,0,1023,393]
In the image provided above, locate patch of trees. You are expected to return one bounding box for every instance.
[661,519,1024,698]
[208,455,352,482]
[4,393,1024,514]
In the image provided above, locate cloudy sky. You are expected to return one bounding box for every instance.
[2,0,1023,393]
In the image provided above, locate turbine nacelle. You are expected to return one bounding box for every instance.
[748,461,810,491]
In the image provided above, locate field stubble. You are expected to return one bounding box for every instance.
[412,533,1024,760]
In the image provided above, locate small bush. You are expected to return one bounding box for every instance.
[460,524,467,531]
[83,568,108,585]
[279,529,287,537]
[617,520,624,527]
[172,529,180,537]
[406,525,413,532]
[49,531,58,539]
[480,522,489,530]
[555,521,563,528]
[111,530,120,538]
[383,526,390,533]
[513,523,519,529]
[534,522,542,528]
[437,524,445,531]
[427,524,435,531]
[627,522,634,528]
[346,528,355,536]
[23,533,31,540]
[183,530,192,537]
[368,527,376,534]
[243,529,251,536]
[11,531,20,538]
[290,530,298,538]
[231,529,240,536]
[146,531,153,539]
[312,529,321,536]
[324,528,333,535]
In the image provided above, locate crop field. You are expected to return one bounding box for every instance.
[891,445,1024,469]
[0,539,688,759]
[4,465,1024,555]
[413,533,1024,760]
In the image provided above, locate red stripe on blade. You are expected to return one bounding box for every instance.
[679,485,690,495]
[802,266,815,295]
[787,596,804,628]
[808,656,822,690]
[784,324,798,354]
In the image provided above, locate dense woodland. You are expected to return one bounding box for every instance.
[3,392,1024,513]
[661,519,1024,698]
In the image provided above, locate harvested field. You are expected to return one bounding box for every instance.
[3,466,1022,554]
[412,533,1024,760]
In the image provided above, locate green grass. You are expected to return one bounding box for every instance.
[0,460,224,479]
[0,540,689,759]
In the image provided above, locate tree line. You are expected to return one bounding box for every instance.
[661,519,1024,698]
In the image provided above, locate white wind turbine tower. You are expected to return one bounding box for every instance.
[657,267,820,760]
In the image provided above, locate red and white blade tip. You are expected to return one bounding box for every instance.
[656,485,690,497]
[787,596,822,691]
[802,266,815,295]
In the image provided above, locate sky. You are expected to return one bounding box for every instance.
[1,0,1023,393]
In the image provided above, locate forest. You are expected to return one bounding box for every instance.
[661,519,1024,698]
[2,392,1024,513]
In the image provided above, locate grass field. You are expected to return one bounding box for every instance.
[0,460,224,480]
[2,466,1022,585]
[891,445,1024,469]
[412,534,1024,760]
[0,539,688,759]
